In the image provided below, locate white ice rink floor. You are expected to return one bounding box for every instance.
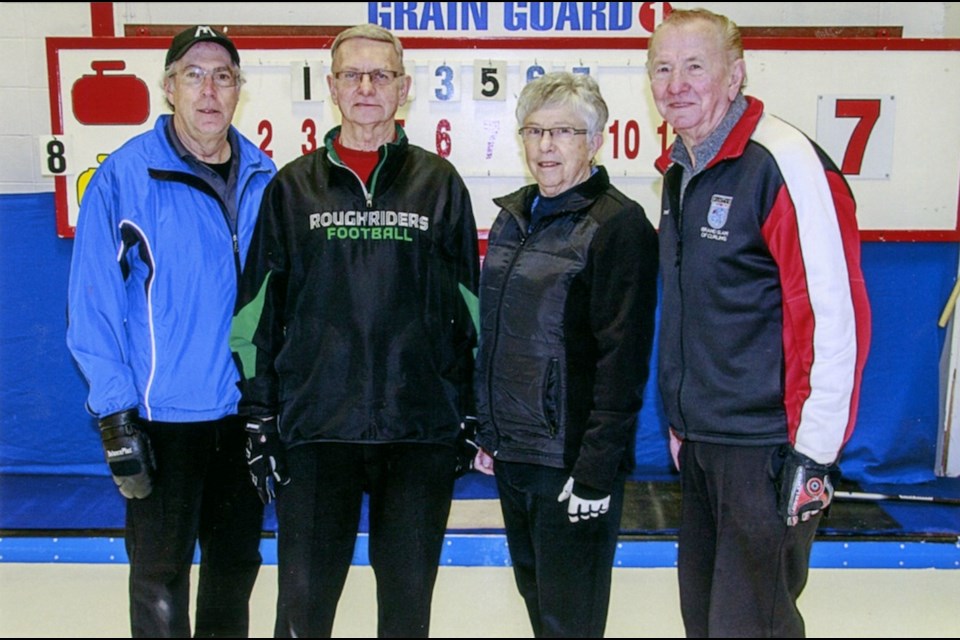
[1,562,959,638]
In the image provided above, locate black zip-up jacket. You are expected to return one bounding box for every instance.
[475,167,659,492]
[231,125,479,448]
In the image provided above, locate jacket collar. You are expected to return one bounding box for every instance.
[323,123,408,164]
[495,165,611,226]
[654,96,765,175]
[149,114,269,183]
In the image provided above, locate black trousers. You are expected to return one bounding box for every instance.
[126,417,265,638]
[495,461,626,638]
[274,442,457,638]
[677,441,819,638]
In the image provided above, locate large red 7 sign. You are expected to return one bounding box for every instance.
[834,99,881,176]
[817,95,893,181]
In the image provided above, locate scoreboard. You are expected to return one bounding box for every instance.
[44,35,960,240]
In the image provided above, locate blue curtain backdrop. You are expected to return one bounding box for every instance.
[1,192,957,488]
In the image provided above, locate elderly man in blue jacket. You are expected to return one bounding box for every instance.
[66,25,276,638]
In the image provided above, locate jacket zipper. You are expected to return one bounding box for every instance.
[231,164,271,285]
[330,150,381,208]
[674,174,689,436]
[486,222,530,456]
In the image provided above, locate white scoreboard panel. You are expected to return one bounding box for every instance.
[44,36,960,239]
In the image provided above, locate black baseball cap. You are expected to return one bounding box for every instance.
[165,25,240,67]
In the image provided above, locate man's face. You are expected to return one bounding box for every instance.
[164,42,240,147]
[648,21,744,148]
[327,38,410,128]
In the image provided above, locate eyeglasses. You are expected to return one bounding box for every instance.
[176,65,240,88]
[333,69,404,87]
[518,126,589,141]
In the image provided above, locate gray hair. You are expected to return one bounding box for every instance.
[330,23,405,71]
[647,8,747,88]
[516,71,609,136]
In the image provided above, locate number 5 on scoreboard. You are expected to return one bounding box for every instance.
[816,95,895,180]
[473,60,507,101]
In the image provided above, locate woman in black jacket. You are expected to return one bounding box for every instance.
[473,71,660,638]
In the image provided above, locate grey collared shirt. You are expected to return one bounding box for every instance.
[671,93,749,205]
[164,116,240,233]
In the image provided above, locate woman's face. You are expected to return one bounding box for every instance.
[520,105,602,197]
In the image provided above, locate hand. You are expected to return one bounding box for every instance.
[244,416,289,505]
[473,449,495,476]
[775,447,835,526]
[454,416,480,478]
[669,427,682,471]
[557,477,610,523]
[99,409,155,499]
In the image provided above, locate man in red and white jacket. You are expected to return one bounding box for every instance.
[649,8,871,637]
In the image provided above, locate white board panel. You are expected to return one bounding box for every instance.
[45,37,960,238]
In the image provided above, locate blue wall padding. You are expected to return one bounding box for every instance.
[0,193,104,475]
[2,192,957,489]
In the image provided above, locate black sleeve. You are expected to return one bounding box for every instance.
[572,201,660,492]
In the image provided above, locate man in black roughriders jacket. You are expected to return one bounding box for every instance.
[230,24,479,638]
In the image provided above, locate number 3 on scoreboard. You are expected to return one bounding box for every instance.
[816,95,895,180]
[473,60,507,101]
[431,62,460,102]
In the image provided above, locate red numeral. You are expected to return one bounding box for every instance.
[657,120,672,157]
[639,2,670,33]
[258,120,273,158]
[607,119,641,160]
[436,119,452,159]
[302,119,317,155]
[834,99,881,175]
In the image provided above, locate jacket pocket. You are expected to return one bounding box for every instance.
[542,357,563,437]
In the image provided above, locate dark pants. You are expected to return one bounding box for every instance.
[678,442,819,638]
[126,417,265,638]
[274,442,457,638]
[495,461,626,638]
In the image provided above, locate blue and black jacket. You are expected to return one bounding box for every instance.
[67,115,276,422]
